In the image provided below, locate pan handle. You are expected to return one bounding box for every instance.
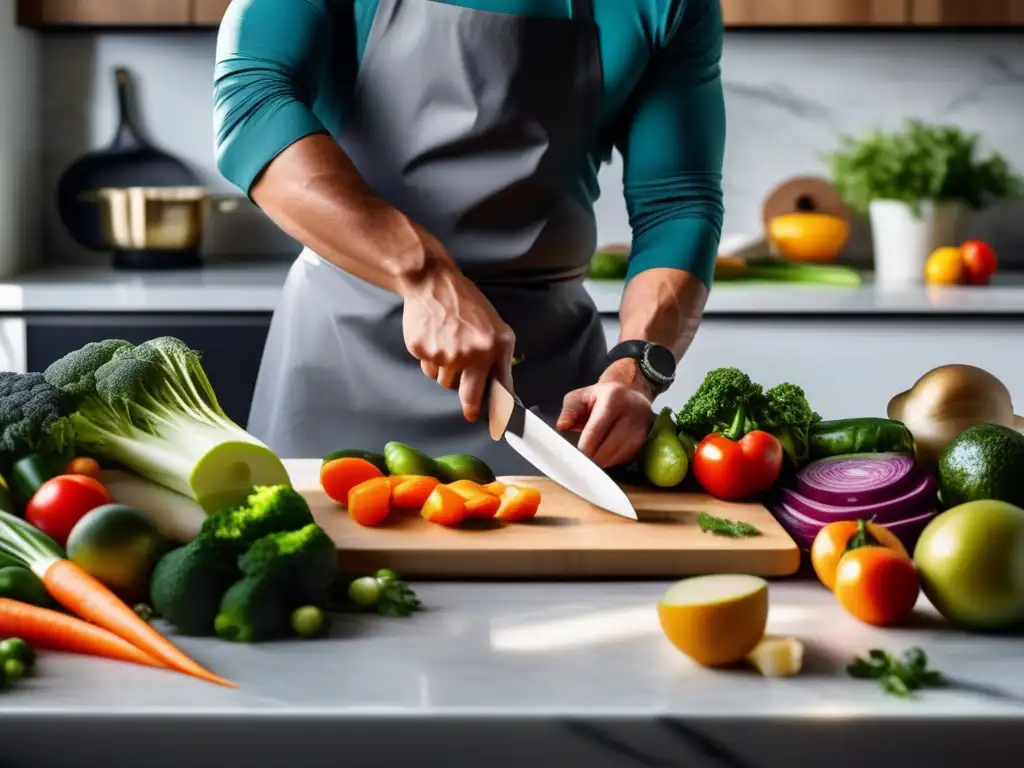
[111,67,146,151]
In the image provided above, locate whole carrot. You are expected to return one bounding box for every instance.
[0,598,163,669]
[43,560,235,688]
[0,508,234,688]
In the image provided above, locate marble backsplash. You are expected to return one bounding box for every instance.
[37,30,1024,267]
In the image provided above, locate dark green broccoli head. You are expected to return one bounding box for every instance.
[43,339,134,404]
[149,538,240,635]
[215,576,289,643]
[238,523,338,603]
[762,383,821,467]
[0,372,76,461]
[675,368,767,440]
[94,356,164,407]
[200,485,314,553]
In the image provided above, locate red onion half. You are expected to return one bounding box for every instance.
[796,453,919,506]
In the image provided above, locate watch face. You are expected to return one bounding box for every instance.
[646,344,676,379]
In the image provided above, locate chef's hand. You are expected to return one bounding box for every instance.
[556,359,656,468]
[402,258,515,422]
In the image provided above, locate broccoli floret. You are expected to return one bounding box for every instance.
[43,339,133,405]
[0,372,76,464]
[675,368,767,441]
[214,576,290,643]
[762,383,821,467]
[43,336,291,512]
[238,524,338,603]
[149,538,240,635]
[199,486,314,553]
[215,524,338,642]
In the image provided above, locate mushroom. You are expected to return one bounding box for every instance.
[887,364,1022,471]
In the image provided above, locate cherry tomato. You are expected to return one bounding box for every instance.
[25,474,113,548]
[692,431,783,501]
[833,547,919,627]
[811,519,909,591]
[65,456,101,478]
[960,240,997,285]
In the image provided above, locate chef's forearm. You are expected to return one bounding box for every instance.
[617,268,708,358]
[250,134,456,295]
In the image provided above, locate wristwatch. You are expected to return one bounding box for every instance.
[607,341,677,396]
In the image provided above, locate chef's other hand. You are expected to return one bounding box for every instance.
[557,369,655,468]
[402,259,515,422]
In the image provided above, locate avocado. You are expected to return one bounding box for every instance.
[384,442,447,479]
[434,454,496,484]
[322,448,389,475]
[939,423,1024,508]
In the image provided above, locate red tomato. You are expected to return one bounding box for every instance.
[692,431,783,501]
[833,547,919,627]
[25,474,113,548]
[960,240,997,285]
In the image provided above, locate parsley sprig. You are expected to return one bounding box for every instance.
[847,647,945,698]
[697,512,761,538]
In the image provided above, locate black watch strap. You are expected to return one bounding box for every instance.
[607,341,676,395]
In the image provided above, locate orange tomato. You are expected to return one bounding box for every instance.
[924,246,964,285]
[810,519,909,590]
[65,456,101,478]
[960,240,997,285]
[833,547,919,626]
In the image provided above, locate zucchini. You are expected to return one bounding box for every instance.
[9,454,58,507]
[808,418,914,460]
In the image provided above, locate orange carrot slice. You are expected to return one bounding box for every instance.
[446,480,500,519]
[42,559,233,687]
[482,481,507,497]
[494,485,542,522]
[321,458,384,504]
[0,598,164,670]
[387,474,418,490]
[347,477,392,527]
[392,476,440,509]
[421,485,467,527]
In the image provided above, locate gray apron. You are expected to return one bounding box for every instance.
[249,0,607,473]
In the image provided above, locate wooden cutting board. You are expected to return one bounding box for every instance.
[305,477,800,579]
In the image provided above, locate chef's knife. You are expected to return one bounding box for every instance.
[488,378,638,520]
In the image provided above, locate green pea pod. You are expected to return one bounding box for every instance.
[808,418,915,460]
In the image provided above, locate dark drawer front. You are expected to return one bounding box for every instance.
[26,314,273,428]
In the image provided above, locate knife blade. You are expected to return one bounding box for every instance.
[487,378,638,520]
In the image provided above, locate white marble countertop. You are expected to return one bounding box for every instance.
[4,262,1024,316]
[0,459,1021,767]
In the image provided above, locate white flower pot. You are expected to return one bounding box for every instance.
[869,200,965,289]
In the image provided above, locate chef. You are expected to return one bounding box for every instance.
[214,0,724,473]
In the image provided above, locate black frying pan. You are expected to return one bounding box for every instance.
[57,66,200,251]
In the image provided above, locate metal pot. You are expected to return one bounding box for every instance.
[81,186,243,253]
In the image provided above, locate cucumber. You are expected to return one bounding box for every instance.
[9,453,58,507]
[808,418,914,460]
[322,449,389,475]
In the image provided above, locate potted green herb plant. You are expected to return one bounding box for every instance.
[826,120,1023,288]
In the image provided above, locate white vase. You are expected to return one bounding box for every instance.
[869,200,965,289]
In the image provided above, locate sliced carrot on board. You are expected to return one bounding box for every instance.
[421,485,468,527]
[482,481,507,497]
[321,458,384,504]
[494,485,542,522]
[392,476,440,509]
[446,480,500,519]
[0,597,164,670]
[347,477,392,527]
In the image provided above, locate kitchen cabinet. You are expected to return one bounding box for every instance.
[720,0,911,25]
[911,0,1024,25]
[600,317,1023,419]
[191,0,231,24]
[24,313,272,429]
[16,0,192,26]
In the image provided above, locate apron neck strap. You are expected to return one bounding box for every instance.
[570,0,593,22]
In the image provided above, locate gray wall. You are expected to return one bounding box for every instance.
[37,30,1024,266]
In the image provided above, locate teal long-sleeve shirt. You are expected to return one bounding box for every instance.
[214,0,726,287]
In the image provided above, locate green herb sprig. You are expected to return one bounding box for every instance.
[697,512,761,538]
[826,120,1024,217]
[847,647,945,698]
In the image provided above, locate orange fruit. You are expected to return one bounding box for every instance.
[656,574,768,667]
[924,247,965,285]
